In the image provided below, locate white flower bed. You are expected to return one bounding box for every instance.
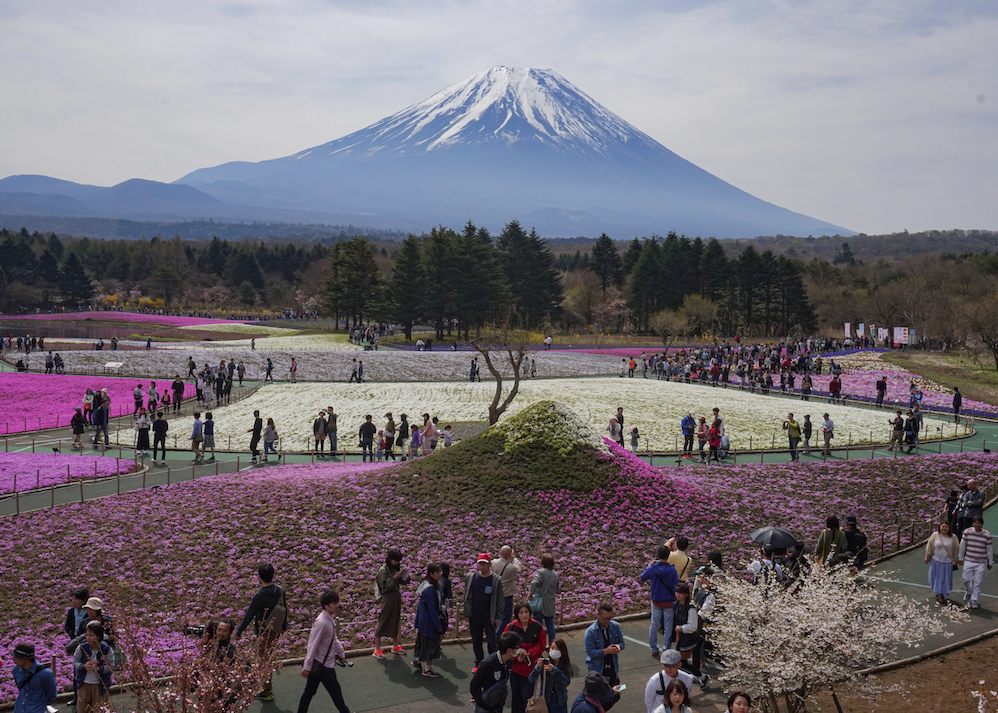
[167,377,915,452]
[50,349,618,382]
[177,323,299,336]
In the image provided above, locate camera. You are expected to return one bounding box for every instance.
[399,570,412,585]
[183,625,206,638]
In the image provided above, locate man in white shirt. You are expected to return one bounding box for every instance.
[298,590,351,713]
[644,649,695,713]
[822,413,834,456]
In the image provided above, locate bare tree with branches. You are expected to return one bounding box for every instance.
[470,313,536,425]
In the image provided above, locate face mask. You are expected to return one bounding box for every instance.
[549,649,562,660]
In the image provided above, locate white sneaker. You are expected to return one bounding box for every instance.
[971,601,980,609]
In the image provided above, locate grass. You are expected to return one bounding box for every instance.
[881,350,998,407]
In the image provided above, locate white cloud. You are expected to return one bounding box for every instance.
[0,0,994,233]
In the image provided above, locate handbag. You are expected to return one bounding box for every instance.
[525,663,548,713]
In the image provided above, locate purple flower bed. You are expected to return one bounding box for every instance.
[0,452,134,494]
[2,446,989,702]
[3,311,247,326]
[0,372,197,434]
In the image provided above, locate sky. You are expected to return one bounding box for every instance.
[0,0,995,235]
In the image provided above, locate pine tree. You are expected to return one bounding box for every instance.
[60,252,95,304]
[386,235,426,340]
[496,221,563,327]
[621,237,643,277]
[590,233,623,293]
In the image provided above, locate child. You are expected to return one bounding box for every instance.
[376,431,385,462]
[443,425,453,448]
[630,426,640,453]
[203,412,215,461]
[410,425,423,459]
[161,390,171,409]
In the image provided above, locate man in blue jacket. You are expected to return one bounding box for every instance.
[681,413,696,457]
[12,643,57,713]
[583,603,625,688]
[640,546,679,657]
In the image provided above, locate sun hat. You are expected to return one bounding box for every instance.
[84,597,103,611]
[583,671,611,698]
[660,649,682,666]
[476,553,491,563]
[12,643,36,660]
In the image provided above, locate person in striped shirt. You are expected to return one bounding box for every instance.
[959,516,993,609]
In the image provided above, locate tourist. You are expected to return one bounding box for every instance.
[706,419,722,465]
[71,408,85,451]
[262,418,279,462]
[606,417,622,448]
[92,400,109,449]
[571,671,619,713]
[673,583,709,688]
[724,691,752,713]
[953,386,962,423]
[630,427,640,453]
[203,413,216,461]
[237,361,245,385]
[491,547,523,637]
[529,554,559,644]
[945,489,961,533]
[430,416,441,450]
[72,621,114,713]
[190,412,204,464]
[397,414,410,460]
[412,563,444,678]
[64,587,90,641]
[528,638,573,713]
[875,376,887,406]
[147,382,159,411]
[583,603,625,691]
[503,603,547,713]
[681,412,695,457]
[83,388,95,424]
[887,410,904,451]
[654,679,693,713]
[265,358,274,381]
[640,546,679,656]
[409,423,423,459]
[667,537,694,583]
[815,516,849,565]
[373,549,407,660]
[464,553,504,671]
[695,417,709,462]
[443,424,453,447]
[172,376,184,413]
[383,413,396,460]
[313,410,328,454]
[359,415,377,462]
[470,631,521,713]
[644,649,695,713]
[960,479,986,537]
[349,359,359,383]
[843,516,868,569]
[959,516,993,609]
[421,413,435,456]
[297,589,350,713]
[439,563,454,626]
[149,411,167,465]
[615,407,626,447]
[801,414,812,455]
[357,360,364,382]
[782,412,801,462]
[248,410,263,463]
[289,357,298,383]
[234,563,289,701]
[925,521,959,605]
[821,413,834,456]
[133,383,144,415]
[800,373,812,401]
[12,642,57,713]
[135,407,151,458]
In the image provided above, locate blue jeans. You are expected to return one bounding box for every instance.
[328,431,337,454]
[542,615,556,644]
[264,441,277,457]
[649,604,674,653]
[497,597,514,638]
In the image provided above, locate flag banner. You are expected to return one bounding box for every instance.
[858,322,865,336]
[844,322,852,338]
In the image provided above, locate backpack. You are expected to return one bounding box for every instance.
[260,585,288,635]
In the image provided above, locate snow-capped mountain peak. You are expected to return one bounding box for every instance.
[304,66,656,159]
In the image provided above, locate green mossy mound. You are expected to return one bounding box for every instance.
[390,400,611,495]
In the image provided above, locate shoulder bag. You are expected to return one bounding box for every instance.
[525,662,548,713]
[529,572,551,616]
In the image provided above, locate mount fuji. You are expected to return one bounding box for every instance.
[176,66,848,238]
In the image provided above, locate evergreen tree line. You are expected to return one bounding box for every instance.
[0,228,329,311]
[585,232,817,336]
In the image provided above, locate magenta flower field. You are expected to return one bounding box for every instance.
[3,311,247,326]
[1,444,991,703]
[0,452,134,494]
[0,372,197,434]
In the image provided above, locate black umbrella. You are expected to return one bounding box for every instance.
[750,526,799,549]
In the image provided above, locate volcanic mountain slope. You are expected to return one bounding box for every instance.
[177,66,850,238]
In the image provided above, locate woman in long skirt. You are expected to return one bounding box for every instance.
[135,408,151,457]
[925,521,959,604]
[373,549,406,659]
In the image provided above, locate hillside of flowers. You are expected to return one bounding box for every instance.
[4,312,247,326]
[0,452,135,494]
[2,423,991,703]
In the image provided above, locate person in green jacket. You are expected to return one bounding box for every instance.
[783,412,802,462]
[815,516,850,565]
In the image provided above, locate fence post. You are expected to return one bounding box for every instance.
[36,469,40,489]
[51,485,55,509]
[32,438,35,453]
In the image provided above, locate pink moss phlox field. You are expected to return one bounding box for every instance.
[0,452,133,494]
[3,445,993,703]
[3,312,248,326]
[0,372,197,434]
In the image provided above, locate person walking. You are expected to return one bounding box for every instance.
[297,589,351,713]
[953,387,962,423]
[821,413,834,456]
[72,621,114,713]
[640,546,679,657]
[135,408,151,458]
[325,407,338,458]
[412,564,444,678]
[464,554,504,671]
[235,563,289,701]
[190,412,204,464]
[373,550,407,660]
[925,521,960,605]
[172,376,184,413]
[959,516,994,609]
[887,410,904,451]
[12,643,57,713]
[203,413,216,461]
[397,414,410,461]
[289,357,298,383]
[71,408,86,452]
[680,412,695,457]
[262,418,278,462]
[151,411,168,464]
[248,410,263,463]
